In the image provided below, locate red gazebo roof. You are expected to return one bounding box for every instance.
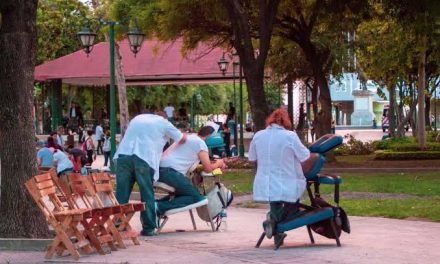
[35,39,235,86]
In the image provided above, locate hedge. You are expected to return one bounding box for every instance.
[374,150,440,160]
[388,143,440,152]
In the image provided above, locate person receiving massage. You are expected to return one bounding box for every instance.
[248,108,319,242]
[157,126,226,217]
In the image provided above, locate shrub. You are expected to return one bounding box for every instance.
[335,134,375,155]
[374,150,440,160]
[373,137,415,150]
[388,142,440,152]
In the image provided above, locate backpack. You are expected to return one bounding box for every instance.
[309,197,350,239]
[196,182,233,229]
[103,137,111,152]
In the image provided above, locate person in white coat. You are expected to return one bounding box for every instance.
[248,108,319,240]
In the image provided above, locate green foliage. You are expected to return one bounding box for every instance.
[375,150,440,160]
[385,142,440,152]
[36,0,90,64]
[334,134,375,155]
[373,137,416,150]
[126,84,234,116]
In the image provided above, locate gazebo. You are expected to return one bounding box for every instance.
[34,38,236,131]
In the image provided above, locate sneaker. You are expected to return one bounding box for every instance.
[265,212,275,239]
[139,230,156,236]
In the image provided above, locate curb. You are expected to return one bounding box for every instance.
[0,238,52,251]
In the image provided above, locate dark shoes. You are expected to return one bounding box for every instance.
[265,212,276,239]
[139,230,156,237]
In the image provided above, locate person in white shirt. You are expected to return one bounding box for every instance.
[95,124,104,155]
[157,126,226,215]
[51,148,74,193]
[113,113,186,236]
[163,103,175,123]
[248,108,319,240]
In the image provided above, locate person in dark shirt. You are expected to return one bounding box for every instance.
[66,145,87,172]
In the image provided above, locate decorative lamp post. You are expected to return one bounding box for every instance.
[217,53,229,75]
[78,21,144,171]
[127,23,145,57]
[77,26,97,55]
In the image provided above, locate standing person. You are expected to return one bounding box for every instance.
[227,102,236,120]
[222,123,231,157]
[157,126,226,215]
[331,119,336,134]
[36,140,54,169]
[95,123,104,155]
[84,130,96,165]
[178,103,187,121]
[248,109,319,242]
[102,130,112,167]
[113,113,187,236]
[163,103,175,123]
[77,125,84,144]
[46,135,63,151]
[56,126,65,147]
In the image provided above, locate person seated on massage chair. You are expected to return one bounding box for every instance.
[156,125,227,217]
[248,108,320,241]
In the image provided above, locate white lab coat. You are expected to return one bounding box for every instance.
[248,124,310,203]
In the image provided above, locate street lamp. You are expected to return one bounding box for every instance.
[78,21,145,171]
[217,53,229,75]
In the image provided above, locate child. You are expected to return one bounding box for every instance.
[103,130,111,167]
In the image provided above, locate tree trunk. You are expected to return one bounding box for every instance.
[417,35,427,149]
[114,43,129,137]
[314,68,332,138]
[242,66,269,130]
[287,78,293,128]
[425,95,431,130]
[0,0,50,237]
[388,80,397,137]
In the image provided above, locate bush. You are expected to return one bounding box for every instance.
[335,134,375,155]
[373,137,415,150]
[427,131,440,142]
[375,150,440,160]
[387,142,440,152]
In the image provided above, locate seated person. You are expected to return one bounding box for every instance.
[157,126,226,216]
[248,108,319,240]
[51,148,74,192]
[36,140,54,170]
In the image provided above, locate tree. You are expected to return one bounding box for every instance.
[276,0,367,137]
[0,0,50,237]
[111,0,280,131]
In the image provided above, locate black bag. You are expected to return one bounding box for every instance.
[310,197,350,239]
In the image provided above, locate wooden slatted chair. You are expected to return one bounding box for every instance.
[25,173,94,260]
[89,172,145,245]
[66,173,124,252]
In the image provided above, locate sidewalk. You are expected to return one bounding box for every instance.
[1,207,439,264]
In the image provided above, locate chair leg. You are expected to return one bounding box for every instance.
[255,232,266,248]
[106,219,126,249]
[156,216,168,234]
[189,209,197,230]
[330,218,341,247]
[307,225,315,244]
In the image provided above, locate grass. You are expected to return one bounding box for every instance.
[220,169,440,222]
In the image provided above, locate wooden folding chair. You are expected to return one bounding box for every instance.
[89,172,145,245]
[66,173,125,252]
[25,173,93,260]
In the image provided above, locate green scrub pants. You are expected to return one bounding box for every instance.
[116,154,156,234]
[157,167,204,215]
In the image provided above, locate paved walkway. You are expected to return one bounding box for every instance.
[1,207,439,264]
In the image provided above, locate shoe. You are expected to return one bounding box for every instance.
[154,202,162,228]
[274,233,287,248]
[265,212,275,239]
[139,230,156,236]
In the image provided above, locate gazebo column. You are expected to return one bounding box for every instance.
[49,79,62,131]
